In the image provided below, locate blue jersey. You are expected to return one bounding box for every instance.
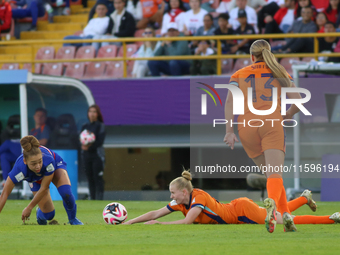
[8,146,63,185]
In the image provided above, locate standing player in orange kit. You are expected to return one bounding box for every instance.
[223,39,304,233]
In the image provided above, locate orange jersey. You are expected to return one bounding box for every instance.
[229,61,293,125]
[140,0,162,18]
[166,189,266,224]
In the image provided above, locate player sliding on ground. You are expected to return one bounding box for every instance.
[123,171,340,227]
[0,135,83,225]
[224,39,304,233]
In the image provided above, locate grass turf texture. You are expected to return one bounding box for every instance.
[1,200,340,255]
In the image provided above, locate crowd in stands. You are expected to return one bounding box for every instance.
[2,0,340,76]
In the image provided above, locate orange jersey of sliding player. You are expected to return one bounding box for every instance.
[229,61,293,129]
[167,188,266,224]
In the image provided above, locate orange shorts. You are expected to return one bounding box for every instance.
[238,120,286,158]
[229,197,267,224]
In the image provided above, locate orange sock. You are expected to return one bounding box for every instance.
[277,186,291,215]
[266,174,283,209]
[288,197,308,212]
[293,215,334,224]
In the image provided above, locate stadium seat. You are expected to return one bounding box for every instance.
[301,57,315,62]
[221,59,233,74]
[127,61,134,78]
[117,44,138,58]
[64,62,85,79]
[104,61,124,78]
[97,45,118,60]
[83,61,106,79]
[280,57,300,75]
[270,40,286,48]
[35,46,55,74]
[75,46,96,65]
[134,29,145,48]
[18,11,48,23]
[42,63,63,76]
[22,63,32,72]
[56,46,76,60]
[232,58,251,73]
[1,63,20,70]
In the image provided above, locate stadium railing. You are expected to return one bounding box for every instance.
[1,32,340,77]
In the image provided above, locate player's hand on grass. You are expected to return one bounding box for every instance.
[22,207,32,223]
[122,220,132,225]
[144,220,160,225]
[224,132,239,150]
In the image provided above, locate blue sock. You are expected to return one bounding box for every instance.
[37,208,55,220]
[57,185,77,221]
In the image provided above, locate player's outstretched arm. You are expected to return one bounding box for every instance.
[145,207,203,225]
[224,89,239,150]
[0,178,15,214]
[123,206,172,225]
[21,174,54,222]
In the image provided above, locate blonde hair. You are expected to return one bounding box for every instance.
[170,170,193,193]
[20,135,41,160]
[250,40,292,88]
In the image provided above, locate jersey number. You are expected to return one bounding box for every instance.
[245,73,274,102]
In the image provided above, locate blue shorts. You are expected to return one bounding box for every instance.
[29,153,67,192]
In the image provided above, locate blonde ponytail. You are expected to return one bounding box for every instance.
[170,170,193,193]
[20,135,41,159]
[250,40,292,88]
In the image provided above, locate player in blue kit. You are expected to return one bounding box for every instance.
[0,135,83,225]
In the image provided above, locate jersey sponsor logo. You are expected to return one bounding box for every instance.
[46,163,55,172]
[170,200,178,206]
[57,161,63,167]
[192,198,196,204]
[15,172,25,182]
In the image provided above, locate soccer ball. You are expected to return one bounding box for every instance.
[80,129,95,145]
[103,202,128,225]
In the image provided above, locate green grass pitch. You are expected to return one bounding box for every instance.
[1,200,340,255]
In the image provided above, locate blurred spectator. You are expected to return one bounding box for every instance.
[160,0,186,35]
[182,0,208,35]
[11,0,45,31]
[316,11,328,33]
[190,40,216,75]
[195,13,215,35]
[264,0,296,34]
[273,6,317,53]
[295,0,316,20]
[0,107,49,187]
[132,27,161,77]
[49,0,71,15]
[88,0,115,21]
[0,0,12,34]
[324,0,340,24]
[30,108,50,146]
[81,105,106,200]
[92,0,135,51]
[148,22,191,76]
[228,0,267,12]
[318,22,338,54]
[257,0,284,33]
[214,13,236,54]
[229,0,258,33]
[232,9,255,53]
[126,0,143,22]
[0,139,21,187]
[64,3,111,47]
[138,0,165,29]
[190,13,215,51]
